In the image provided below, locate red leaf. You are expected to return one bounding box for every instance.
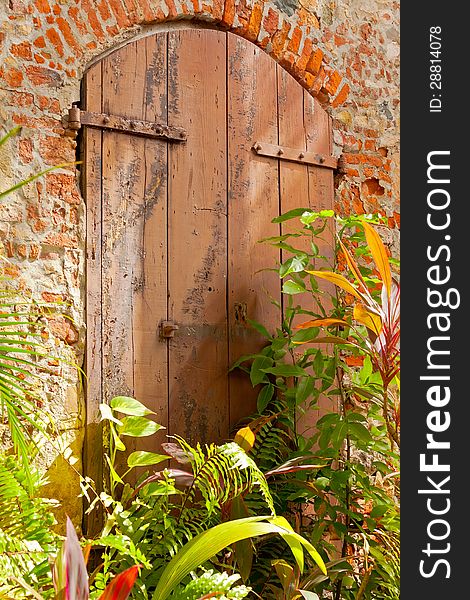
[99,565,141,600]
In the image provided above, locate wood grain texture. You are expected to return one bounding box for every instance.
[227,34,282,429]
[167,29,229,445]
[83,61,103,534]
[131,34,169,457]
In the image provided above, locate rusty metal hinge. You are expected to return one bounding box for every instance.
[252,141,338,170]
[64,106,187,142]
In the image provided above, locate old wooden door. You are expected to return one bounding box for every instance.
[83,28,335,489]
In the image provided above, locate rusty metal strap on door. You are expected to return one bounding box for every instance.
[65,107,187,142]
[252,141,338,169]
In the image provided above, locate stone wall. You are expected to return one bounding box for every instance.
[0,0,399,525]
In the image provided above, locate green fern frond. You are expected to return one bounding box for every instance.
[175,438,275,516]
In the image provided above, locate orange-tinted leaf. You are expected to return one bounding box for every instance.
[306,271,362,300]
[297,318,348,329]
[234,426,256,452]
[338,239,366,287]
[82,544,92,567]
[99,565,140,600]
[362,222,391,297]
[353,303,382,335]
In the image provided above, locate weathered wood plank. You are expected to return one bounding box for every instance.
[131,34,169,457]
[302,93,336,432]
[227,34,282,429]
[167,29,229,445]
[83,61,103,534]
[101,40,149,472]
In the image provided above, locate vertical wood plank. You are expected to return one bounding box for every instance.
[100,41,150,474]
[277,66,311,322]
[167,29,228,445]
[302,93,336,432]
[227,34,281,429]
[131,34,169,456]
[83,61,103,534]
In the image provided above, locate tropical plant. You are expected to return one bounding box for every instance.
[83,396,326,598]
[0,451,59,598]
[231,210,399,599]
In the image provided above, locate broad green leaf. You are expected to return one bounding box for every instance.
[348,422,372,443]
[99,403,123,426]
[257,383,274,412]
[291,327,320,344]
[295,377,315,405]
[152,516,326,600]
[300,592,320,600]
[305,270,362,299]
[118,416,162,437]
[280,255,309,278]
[127,451,169,468]
[362,221,392,297]
[110,396,155,416]
[262,364,308,377]
[250,355,273,386]
[283,280,306,295]
[272,208,310,223]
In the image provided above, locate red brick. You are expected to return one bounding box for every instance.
[4,67,24,87]
[34,0,51,13]
[295,37,313,72]
[19,139,33,164]
[164,0,178,18]
[68,7,88,35]
[34,36,46,48]
[306,48,323,76]
[5,90,34,107]
[39,136,75,164]
[271,20,291,59]
[56,17,82,56]
[41,291,65,303]
[310,67,327,95]
[334,34,348,46]
[332,83,350,107]
[290,28,305,55]
[263,7,279,35]
[10,41,33,60]
[323,70,342,96]
[81,0,105,40]
[26,65,63,86]
[46,173,77,197]
[47,315,79,344]
[34,53,46,64]
[52,3,61,15]
[29,244,41,260]
[246,2,263,41]
[43,232,78,248]
[46,27,65,57]
[96,0,112,20]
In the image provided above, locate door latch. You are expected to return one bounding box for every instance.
[161,321,179,338]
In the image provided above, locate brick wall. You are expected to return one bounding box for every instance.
[0,0,399,524]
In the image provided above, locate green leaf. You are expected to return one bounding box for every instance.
[152,516,326,600]
[283,280,306,295]
[99,403,123,426]
[118,416,163,437]
[257,384,274,412]
[105,454,124,485]
[291,327,319,344]
[250,356,274,386]
[247,319,273,340]
[127,451,169,468]
[262,364,308,377]
[279,255,309,278]
[110,396,155,416]
[295,377,315,405]
[348,422,372,443]
[272,208,310,223]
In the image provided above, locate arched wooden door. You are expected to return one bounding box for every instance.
[82,28,335,487]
